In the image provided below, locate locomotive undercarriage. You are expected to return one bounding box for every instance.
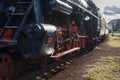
[43,11,87,58]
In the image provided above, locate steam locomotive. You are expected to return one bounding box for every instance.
[0,0,108,79]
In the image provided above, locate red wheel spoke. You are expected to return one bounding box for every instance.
[2,56,6,63]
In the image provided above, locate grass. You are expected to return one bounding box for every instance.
[83,56,120,80]
[83,36,120,80]
[106,36,120,48]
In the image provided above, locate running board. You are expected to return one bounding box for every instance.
[51,47,80,58]
[0,40,17,48]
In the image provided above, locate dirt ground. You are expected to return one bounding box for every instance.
[50,35,120,80]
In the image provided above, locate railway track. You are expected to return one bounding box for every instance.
[17,44,95,80]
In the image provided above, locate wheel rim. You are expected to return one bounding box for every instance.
[0,54,13,80]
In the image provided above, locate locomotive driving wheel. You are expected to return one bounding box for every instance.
[81,37,86,48]
[0,54,14,80]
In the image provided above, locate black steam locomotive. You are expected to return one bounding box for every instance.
[0,0,108,79]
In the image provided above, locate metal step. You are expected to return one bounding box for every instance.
[0,40,17,46]
[4,26,18,28]
[11,13,25,15]
[17,2,31,4]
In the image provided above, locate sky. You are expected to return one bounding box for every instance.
[93,0,120,23]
